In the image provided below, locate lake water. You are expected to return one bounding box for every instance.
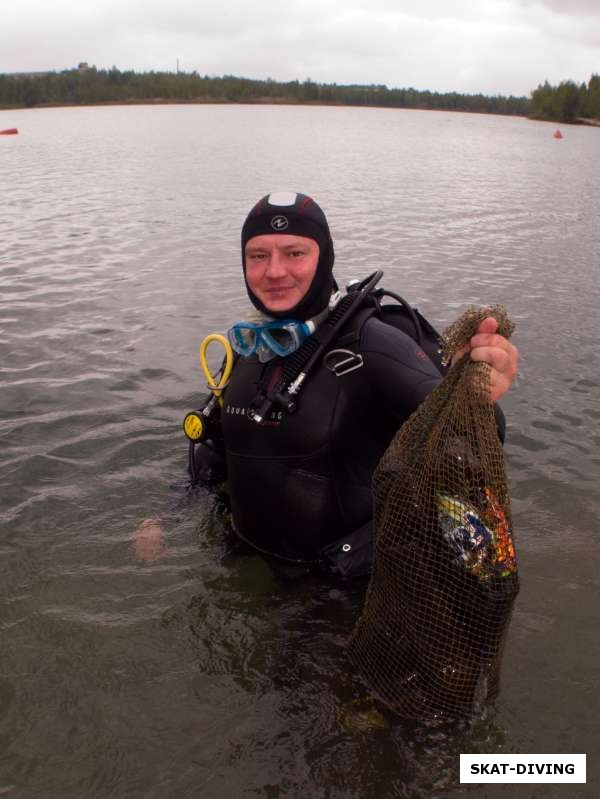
[1,104,599,798]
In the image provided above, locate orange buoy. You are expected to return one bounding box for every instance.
[0,128,19,135]
[553,129,563,139]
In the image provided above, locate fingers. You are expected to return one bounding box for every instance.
[469,336,519,403]
[470,342,518,375]
[448,316,519,402]
[470,331,512,351]
[452,318,504,366]
[470,318,518,373]
[475,316,499,336]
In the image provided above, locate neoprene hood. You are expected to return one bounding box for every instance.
[241,191,335,320]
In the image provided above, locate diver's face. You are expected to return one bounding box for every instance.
[244,234,319,313]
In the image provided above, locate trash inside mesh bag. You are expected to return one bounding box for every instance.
[348,306,519,718]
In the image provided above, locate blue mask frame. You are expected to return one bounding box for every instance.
[227,319,311,360]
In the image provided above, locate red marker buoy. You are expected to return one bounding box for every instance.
[0,128,19,135]
[553,129,563,139]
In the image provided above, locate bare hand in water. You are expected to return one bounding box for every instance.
[130,517,166,562]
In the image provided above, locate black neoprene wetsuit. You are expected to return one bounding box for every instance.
[214,314,451,565]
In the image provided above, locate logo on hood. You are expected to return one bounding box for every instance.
[270,215,289,231]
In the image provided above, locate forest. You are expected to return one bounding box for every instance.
[530,75,600,122]
[0,67,529,116]
[1,67,599,123]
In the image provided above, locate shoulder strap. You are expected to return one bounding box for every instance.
[377,304,446,374]
[251,271,384,422]
[332,290,446,375]
[335,306,377,347]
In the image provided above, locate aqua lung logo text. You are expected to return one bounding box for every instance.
[270,215,289,231]
[225,404,283,422]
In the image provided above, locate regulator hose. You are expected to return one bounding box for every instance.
[186,333,234,484]
[199,333,234,405]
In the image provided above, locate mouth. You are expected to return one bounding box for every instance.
[264,286,296,295]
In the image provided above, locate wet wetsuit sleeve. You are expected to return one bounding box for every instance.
[190,405,228,487]
[192,439,227,484]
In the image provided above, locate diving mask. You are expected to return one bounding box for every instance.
[227,319,313,362]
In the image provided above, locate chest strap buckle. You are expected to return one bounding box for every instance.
[323,349,364,377]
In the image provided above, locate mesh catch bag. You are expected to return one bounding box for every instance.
[348,306,519,718]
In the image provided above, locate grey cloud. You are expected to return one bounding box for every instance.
[1,0,598,95]
[517,0,600,14]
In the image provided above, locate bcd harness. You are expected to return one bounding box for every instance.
[249,271,446,424]
[185,271,446,483]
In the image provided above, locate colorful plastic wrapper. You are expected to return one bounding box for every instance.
[348,306,519,718]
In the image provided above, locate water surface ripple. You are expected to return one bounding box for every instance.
[1,105,598,798]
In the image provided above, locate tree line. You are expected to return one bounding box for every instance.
[1,67,599,123]
[0,67,530,116]
[530,75,600,122]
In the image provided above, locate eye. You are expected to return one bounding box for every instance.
[289,249,306,258]
[247,252,266,262]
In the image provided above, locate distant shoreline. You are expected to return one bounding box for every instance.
[576,117,600,127]
[0,96,520,113]
[3,67,600,124]
[0,97,541,121]
[529,112,600,127]
[2,98,599,126]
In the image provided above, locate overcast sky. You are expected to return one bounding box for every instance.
[3,0,599,97]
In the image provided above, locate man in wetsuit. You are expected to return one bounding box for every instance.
[188,191,519,577]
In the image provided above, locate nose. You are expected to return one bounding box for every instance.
[265,250,286,279]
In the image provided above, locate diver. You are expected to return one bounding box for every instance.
[185,191,520,575]
[134,192,519,575]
